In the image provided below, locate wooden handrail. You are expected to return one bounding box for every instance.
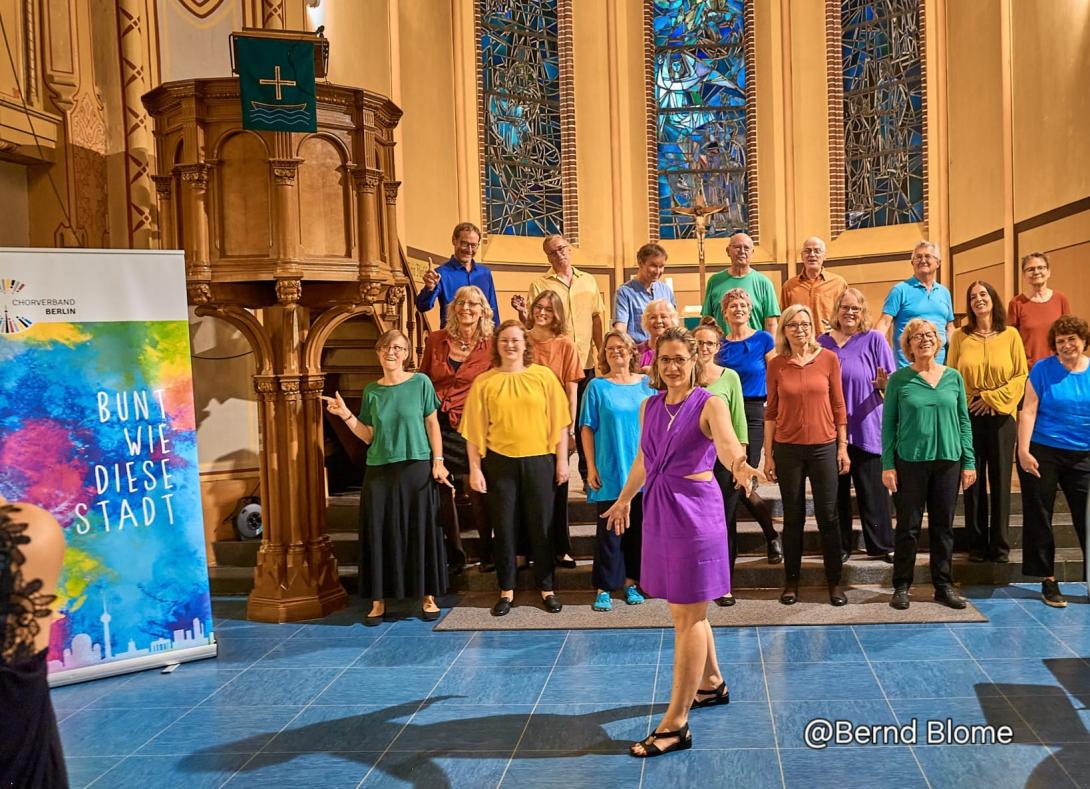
[398,244,431,367]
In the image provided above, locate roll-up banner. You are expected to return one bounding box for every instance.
[0,249,216,686]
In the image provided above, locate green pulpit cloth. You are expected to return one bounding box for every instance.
[236,35,317,132]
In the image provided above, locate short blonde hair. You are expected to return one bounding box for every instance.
[596,330,640,375]
[640,298,680,335]
[444,285,495,340]
[900,318,939,363]
[720,287,752,318]
[776,304,821,356]
[827,287,872,333]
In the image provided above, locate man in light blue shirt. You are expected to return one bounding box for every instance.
[875,241,956,368]
[613,242,676,343]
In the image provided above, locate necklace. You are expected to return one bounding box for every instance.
[451,333,471,352]
[663,392,691,430]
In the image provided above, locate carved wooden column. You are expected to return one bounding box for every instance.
[151,174,175,250]
[177,163,212,288]
[382,180,402,276]
[354,167,384,279]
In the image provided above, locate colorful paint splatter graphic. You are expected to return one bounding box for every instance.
[0,321,213,675]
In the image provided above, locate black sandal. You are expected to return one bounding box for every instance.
[779,585,798,605]
[630,722,692,758]
[691,681,730,709]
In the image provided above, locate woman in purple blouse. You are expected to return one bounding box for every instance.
[818,288,896,562]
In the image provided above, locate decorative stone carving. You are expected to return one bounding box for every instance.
[275,278,302,304]
[383,284,405,321]
[270,158,300,186]
[187,282,212,304]
[382,180,401,205]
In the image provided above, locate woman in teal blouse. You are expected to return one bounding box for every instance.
[882,318,976,611]
[323,329,452,625]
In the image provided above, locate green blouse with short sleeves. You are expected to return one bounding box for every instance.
[358,373,440,466]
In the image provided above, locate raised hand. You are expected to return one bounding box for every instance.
[423,256,440,291]
[320,392,352,421]
[511,294,527,317]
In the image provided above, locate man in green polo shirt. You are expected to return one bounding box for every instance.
[702,232,781,334]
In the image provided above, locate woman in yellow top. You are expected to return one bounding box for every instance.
[947,280,1027,563]
[461,320,572,616]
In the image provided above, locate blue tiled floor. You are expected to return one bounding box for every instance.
[55,583,1090,788]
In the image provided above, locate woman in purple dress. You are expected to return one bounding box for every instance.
[604,328,760,758]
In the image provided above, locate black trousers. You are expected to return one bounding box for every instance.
[437,411,491,567]
[575,368,595,479]
[837,445,894,556]
[963,413,1015,559]
[740,399,777,541]
[773,441,842,584]
[892,457,960,589]
[482,452,556,591]
[1019,442,1090,579]
[592,494,643,591]
[713,461,743,576]
[551,480,573,557]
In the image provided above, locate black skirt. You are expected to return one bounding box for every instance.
[359,460,448,600]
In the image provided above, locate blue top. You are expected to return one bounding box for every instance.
[613,278,676,343]
[715,331,775,398]
[578,376,657,502]
[414,256,500,326]
[882,277,955,368]
[1028,355,1090,452]
[817,330,895,455]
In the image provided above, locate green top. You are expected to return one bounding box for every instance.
[705,367,749,445]
[881,366,975,471]
[359,373,440,466]
[702,268,781,332]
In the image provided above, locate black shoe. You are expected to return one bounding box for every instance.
[714,593,736,607]
[365,610,384,627]
[555,556,578,569]
[890,587,910,610]
[691,680,730,709]
[479,561,496,573]
[630,722,692,758]
[491,597,512,617]
[880,552,894,564]
[969,551,987,563]
[829,584,848,607]
[542,594,563,614]
[992,553,1010,564]
[422,607,441,622]
[1041,579,1068,608]
[779,584,798,605]
[840,550,851,564]
[767,536,783,564]
[934,586,968,610]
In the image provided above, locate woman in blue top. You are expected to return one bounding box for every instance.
[580,331,656,611]
[1017,314,1090,608]
[714,288,782,563]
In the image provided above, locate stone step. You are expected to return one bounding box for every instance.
[208,548,1088,596]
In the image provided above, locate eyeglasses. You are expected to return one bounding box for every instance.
[802,248,824,256]
[909,332,937,343]
[1023,265,1048,274]
[657,355,692,368]
[545,246,571,256]
[455,300,482,307]
[912,254,937,263]
[839,306,862,313]
[729,246,753,254]
[784,322,812,332]
[532,304,554,312]
[383,345,409,355]
[695,340,719,348]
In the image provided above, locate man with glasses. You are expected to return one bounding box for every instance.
[874,241,956,368]
[702,232,780,335]
[512,234,607,477]
[779,236,847,332]
[415,222,501,325]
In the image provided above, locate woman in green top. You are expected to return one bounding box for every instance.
[881,318,976,611]
[694,317,749,606]
[323,329,452,625]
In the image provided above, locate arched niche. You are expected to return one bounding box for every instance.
[296,134,353,259]
[213,130,272,258]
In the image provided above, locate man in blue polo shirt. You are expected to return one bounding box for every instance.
[415,222,500,325]
[874,241,956,368]
[613,242,676,343]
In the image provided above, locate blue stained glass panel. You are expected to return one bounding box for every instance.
[841,0,924,229]
[479,0,564,237]
[653,0,749,239]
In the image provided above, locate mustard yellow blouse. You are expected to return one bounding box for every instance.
[946,326,1027,416]
[459,364,571,457]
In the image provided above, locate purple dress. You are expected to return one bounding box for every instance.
[640,388,731,603]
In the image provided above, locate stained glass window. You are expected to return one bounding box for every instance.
[479,0,564,237]
[841,0,924,230]
[652,0,749,240]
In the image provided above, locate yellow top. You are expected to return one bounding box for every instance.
[946,326,1028,416]
[459,364,572,457]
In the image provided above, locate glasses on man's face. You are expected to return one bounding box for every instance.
[784,322,812,332]
[1023,265,1048,274]
[729,246,753,255]
[910,332,937,343]
[546,246,570,257]
[802,248,824,256]
[912,254,936,263]
[657,355,692,368]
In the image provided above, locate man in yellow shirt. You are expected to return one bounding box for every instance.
[780,236,847,332]
[512,234,606,477]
